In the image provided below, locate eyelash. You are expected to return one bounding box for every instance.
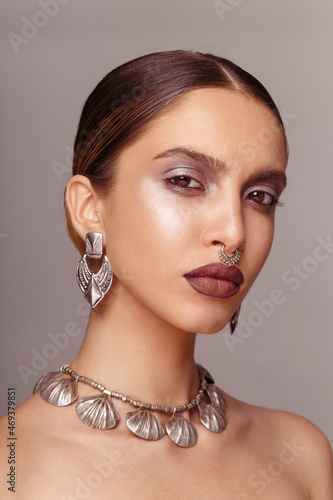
[166,175,203,190]
[166,175,284,209]
[246,190,283,207]
[244,186,283,210]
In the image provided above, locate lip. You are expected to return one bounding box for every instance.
[184,262,244,299]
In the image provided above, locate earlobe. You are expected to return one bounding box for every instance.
[65,175,103,241]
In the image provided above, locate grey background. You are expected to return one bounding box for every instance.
[1,0,332,445]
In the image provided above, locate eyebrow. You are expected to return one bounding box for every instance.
[245,169,287,188]
[153,147,228,172]
[153,146,287,188]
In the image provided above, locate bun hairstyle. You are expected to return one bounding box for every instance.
[65,50,287,254]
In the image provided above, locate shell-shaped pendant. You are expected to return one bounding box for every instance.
[40,376,78,406]
[198,402,226,433]
[125,409,165,441]
[206,385,226,412]
[76,394,120,430]
[196,364,215,384]
[33,371,62,394]
[166,412,197,448]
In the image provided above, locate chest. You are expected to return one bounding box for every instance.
[22,438,306,500]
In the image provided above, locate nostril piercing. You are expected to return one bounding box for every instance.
[218,244,241,266]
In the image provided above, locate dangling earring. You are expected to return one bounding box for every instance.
[229,306,241,335]
[76,232,113,308]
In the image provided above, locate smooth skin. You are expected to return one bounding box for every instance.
[0,89,332,499]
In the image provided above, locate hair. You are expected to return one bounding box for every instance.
[65,49,287,254]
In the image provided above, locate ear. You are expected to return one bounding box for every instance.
[65,175,105,242]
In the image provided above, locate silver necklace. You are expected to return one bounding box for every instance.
[33,364,226,448]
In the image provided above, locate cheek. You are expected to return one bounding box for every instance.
[246,213,275,277]
[103,181,197,280]
[129,179,204,254]
[139,180,203,240]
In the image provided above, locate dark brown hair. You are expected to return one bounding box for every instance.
[66,50,287,254]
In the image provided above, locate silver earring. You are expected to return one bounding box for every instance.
[218,244,241,266]
[76,232,113,308]
[229,306,241,335]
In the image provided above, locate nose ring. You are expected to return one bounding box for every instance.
[218,244,241,266]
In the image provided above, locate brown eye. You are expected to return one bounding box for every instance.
[173,176,191,187]
[247,190,274,205]
[168,176,202,189]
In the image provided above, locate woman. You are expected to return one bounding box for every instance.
[0,50,332,499]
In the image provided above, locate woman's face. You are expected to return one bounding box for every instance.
[102,88,287,334]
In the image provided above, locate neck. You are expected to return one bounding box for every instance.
[71,287,198,407]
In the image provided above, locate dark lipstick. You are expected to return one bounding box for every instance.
[184,262,244,298]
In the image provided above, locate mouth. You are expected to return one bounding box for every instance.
[184,262,244,299]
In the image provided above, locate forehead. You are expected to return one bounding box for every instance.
[120,88,287,171]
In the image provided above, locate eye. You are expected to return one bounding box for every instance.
[168,175,202,189]
[247,190,275,205]
[245,187,283,208]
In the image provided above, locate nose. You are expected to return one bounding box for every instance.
[201,197,246,257]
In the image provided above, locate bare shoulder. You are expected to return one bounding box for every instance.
[0,394,44,498]
[0,392,86,499]
[225,393,333,499]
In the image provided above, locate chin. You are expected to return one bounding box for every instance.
[196,323,228,335]
[180,316,229,335]
[170,302,234,336]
